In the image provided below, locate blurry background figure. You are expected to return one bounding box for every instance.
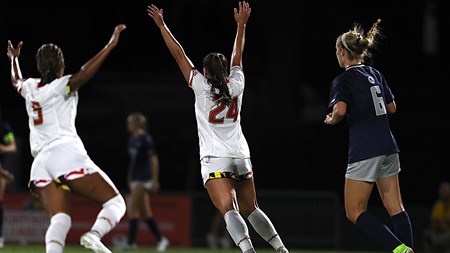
[125,112,169,252]
[206,211,232,249]
[424,181,450,253]
[0,105,17,248]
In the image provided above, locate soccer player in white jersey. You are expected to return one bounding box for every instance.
[7,24,127,253]
[147,2,289,253]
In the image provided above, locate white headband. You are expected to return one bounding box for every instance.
[341,33,352,52]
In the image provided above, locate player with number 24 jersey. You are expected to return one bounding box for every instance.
[189,66,250,160]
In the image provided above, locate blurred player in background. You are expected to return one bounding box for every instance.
[7,24,127,253]
[324,19,414,253]
[125,112,169,251]
[0,106,17,248]
[147,2,289,253]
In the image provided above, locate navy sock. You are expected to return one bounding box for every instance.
[146,217,162,241]
[391,211,413,248]
[128,218,139,245]
[356,211,402,251]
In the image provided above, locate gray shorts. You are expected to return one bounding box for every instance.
[346,153,400,182]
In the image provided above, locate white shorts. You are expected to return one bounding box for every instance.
[130,180,153,191]
[200,156,253,186]
[30,140,103,189]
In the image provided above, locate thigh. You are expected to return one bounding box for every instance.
[66,172,117,206]
[128,186,146,217]
[344,178,374,222]
[0,178,6,201]
[205,178,236,216]
[36,182,72,216]
[376,174,404,215]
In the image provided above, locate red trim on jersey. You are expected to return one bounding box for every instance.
[18,88,22,94]
[37,82,46,88]
[188,69,197,87]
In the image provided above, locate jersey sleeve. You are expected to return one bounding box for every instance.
[328,75,349,109]
[228,66,245,96]
[52,75,72,95]
[381,76,395,104]
[189,68,208,96]
[15,78,31,98]
[144,134,156,156]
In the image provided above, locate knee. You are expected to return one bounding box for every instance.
[345,209,363,224]
[105,194,126,219]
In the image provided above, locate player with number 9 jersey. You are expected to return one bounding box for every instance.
[15,75,80,158]
[8,24,127,253]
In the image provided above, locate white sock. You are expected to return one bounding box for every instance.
[247,208,284,250]
[224,210,254,253]
[91,194,126,237]
[45,213,71,253]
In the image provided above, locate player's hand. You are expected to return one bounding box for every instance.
[107,24,127,48]
[147,4,165,28]
[234,1,251,26]
[7,40,23,61]
[324,113,333,125]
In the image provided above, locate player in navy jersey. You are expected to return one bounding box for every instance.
[0,107,16,248]
[125,112,168,251]
[324,19,414,253]
[147,2,289,253]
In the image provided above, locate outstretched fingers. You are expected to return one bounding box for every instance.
[234,1,251,25]
[147,4,164,27]
[7,40,23,59]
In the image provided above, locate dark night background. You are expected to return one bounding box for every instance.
[1,0,448,208]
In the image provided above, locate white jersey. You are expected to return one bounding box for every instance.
[15,75,82,157]
[188,66,250,160]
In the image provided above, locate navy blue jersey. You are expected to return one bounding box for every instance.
[328,64,399,163]
[128,133,156,181]
[0,120,14,169]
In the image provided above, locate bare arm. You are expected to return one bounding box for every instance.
[386,101,396,114]
[231,1,251,68]
[147,4,194,83]
[324,101,347,125]
[69,24,126,91]
[7,40,24,88]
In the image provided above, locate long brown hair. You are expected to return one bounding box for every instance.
[202,52,233,106]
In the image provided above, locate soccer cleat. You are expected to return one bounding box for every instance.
[276,246,290,253]
[403,247,414,253]
[80,231,112,253]
[156,237,169,252]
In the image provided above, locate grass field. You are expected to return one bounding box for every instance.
[0,246,384,253]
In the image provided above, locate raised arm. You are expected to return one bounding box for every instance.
[147,4,194,83]
[231,1,251,68]
[7,40,24,88]
[69,24,126,91]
